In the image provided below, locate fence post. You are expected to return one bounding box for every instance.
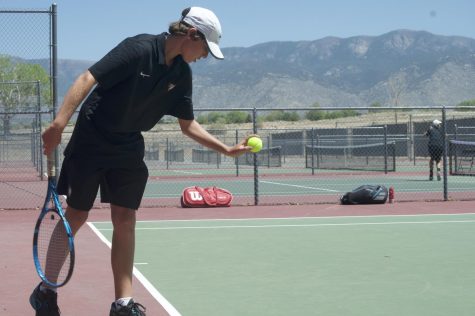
[384,125,388,174]
[36,80,45,179]
[166,138,169,169]
[311,128,315,175]
[252,108,259,205]
[51,3,59,182]
[442,107,448,201]
[408,114,413,162]
[235,129,239,177]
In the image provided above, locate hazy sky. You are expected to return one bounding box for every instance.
[1,0,474,61]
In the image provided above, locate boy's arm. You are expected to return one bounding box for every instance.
[178,118,251,157]
[42,70,97,155]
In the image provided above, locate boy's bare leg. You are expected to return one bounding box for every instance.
[110,204,136,300]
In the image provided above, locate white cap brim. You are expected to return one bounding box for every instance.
[207,40,224,59]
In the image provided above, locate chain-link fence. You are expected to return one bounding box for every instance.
[2,106,474,210]
[1,5,55,209]
[1,6,474,210]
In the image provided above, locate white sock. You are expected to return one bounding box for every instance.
[39,284,57,293]
[115,297,132,308]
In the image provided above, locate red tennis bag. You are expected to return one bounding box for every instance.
[181,186,233,207]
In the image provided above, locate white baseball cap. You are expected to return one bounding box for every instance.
[181,7,224,60]
[433,119,442,125]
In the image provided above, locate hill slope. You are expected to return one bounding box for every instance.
[43,30,475,108]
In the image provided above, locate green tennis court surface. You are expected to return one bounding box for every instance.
[143,175,475,199]
[91,213,475,316]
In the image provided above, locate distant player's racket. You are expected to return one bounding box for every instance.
[32,153,75,287]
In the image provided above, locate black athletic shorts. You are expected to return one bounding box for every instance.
[57,156,148,211]
[428,145,443,162]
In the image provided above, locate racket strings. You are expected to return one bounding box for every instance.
[37,208,72,285]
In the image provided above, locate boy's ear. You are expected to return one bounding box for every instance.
[188,28,201,41]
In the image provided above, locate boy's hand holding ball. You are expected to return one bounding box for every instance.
[247,136,263,153]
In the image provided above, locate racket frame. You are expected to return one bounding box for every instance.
[32,154,75,288]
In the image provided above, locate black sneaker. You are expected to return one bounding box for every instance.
[437,174,441,181]
[29,283,60,316]
[110,300,146,316]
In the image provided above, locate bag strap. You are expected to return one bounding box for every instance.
[195,186,217,206]
[370,186,383,198]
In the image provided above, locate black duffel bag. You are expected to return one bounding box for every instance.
[340,185,388,205]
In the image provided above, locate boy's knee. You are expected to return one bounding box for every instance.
[111,205,137,228]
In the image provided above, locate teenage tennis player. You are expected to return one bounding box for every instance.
[30,7,252,316]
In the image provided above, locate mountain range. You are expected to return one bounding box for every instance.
[54,29,475,109]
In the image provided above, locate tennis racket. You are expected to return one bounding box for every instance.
[32,153,75,287]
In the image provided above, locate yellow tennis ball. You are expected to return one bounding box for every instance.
[247,136,263,153]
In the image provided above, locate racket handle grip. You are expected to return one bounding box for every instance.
[47,152,56,178]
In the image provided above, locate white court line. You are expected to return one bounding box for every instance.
[97,219,475,231]
[170,170,203,175]
[260,180,339,192]
[84,213,475,225]
[86,222,182,316]
[142,212,475,222]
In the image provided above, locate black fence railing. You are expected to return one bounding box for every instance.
[1,107,475,209]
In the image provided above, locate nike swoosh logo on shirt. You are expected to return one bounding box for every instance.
[140,71,151,78]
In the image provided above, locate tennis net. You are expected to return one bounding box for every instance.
[236,146,282,167]
[305,142,396,172]
[192,148,222,164]
[449,140,475,176]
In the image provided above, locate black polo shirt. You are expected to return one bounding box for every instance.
[426,126,444,148]
[87,32,194,131]
[64,33,194,166]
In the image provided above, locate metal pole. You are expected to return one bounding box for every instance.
[311,128,315,175]
[36,81,43,177]
[235,129,239,177]
[316,133,320,169]
[442,107,448,201]
[253,108,259,205]
[408,114,413,161]
[166,138,169,169]
[453,123,458,171]
[266,135,270,167]
[384,125,388,174]
[51,4,59,181]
